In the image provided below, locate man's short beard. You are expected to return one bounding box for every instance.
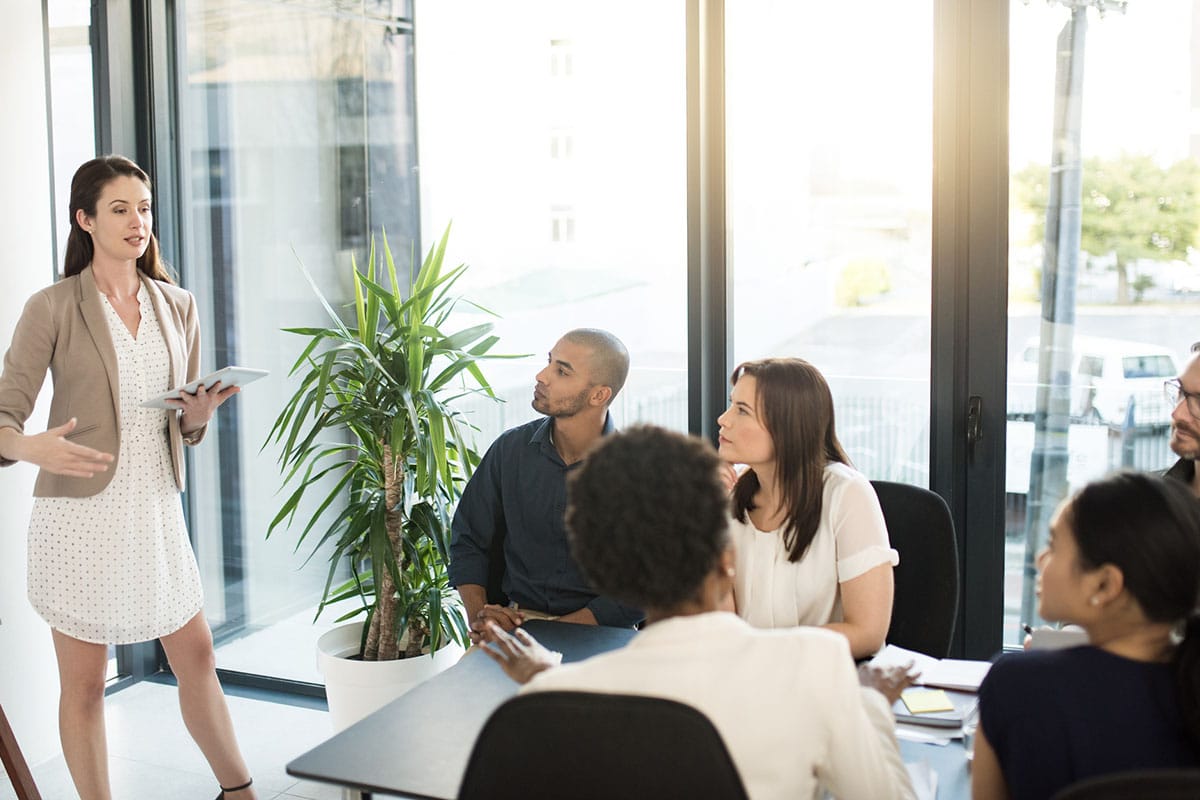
[533,386,592,418]
[1170,422,1200,460]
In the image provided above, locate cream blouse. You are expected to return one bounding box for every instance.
[731,462,898,629]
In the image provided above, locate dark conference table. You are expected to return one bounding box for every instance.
[287,620,970,799]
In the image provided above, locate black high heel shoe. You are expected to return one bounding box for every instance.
[216,778,253,799]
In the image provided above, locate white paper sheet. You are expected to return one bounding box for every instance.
[905,759,940,800]
[870,644,991,691]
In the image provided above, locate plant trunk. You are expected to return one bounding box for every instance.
[362,443,407,661]
[1115,260,1130,304]
[363,605,380,659]
[374,557,400,661]
[405,620,425,659]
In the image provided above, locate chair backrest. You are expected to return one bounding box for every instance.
[871,480,959,658]
[457,691,750,800]
[1050,769,1200,800]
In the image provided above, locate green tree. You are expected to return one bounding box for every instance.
[1015,154,1200,303]
[834,258,892,307]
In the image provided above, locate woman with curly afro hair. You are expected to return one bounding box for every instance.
[480,425,916,800]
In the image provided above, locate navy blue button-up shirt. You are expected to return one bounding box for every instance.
[449,414,643,628]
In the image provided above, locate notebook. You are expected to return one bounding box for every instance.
[892,688,978,729]
[869,644,992,692]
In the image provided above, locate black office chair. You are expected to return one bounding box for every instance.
[1050,769,1200,800]
[457,691,750,800]
[871,480,959,658]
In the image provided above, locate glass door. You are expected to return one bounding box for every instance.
[1005,0,1200,646]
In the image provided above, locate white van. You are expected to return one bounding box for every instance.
[1007,335,1177,428]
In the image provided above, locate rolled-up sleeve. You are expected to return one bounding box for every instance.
[832,471,899,582]
[586,595,644,629]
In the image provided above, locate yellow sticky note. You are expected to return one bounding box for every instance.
[901,689,955,714]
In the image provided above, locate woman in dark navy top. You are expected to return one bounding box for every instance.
[973,471,1200,800]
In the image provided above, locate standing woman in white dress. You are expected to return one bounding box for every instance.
[716,358,898,659]
[0,156,257,800]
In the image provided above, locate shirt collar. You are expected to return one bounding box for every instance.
[530,412,616,465]
[530,416,554,445]
[627,611,746,648]
[530,411,616,445]
[1165,457,1196,484]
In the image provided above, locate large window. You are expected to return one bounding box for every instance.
[1005,0,1200,645]
[727,1,933,485]
[176,0,419,683]
[94,0,1040,676]
[413,1,689,446]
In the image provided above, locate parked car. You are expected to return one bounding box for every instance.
[1007,335,1177,429]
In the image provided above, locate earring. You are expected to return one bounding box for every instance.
[1090,596,1100,607]
[725,567,735,578]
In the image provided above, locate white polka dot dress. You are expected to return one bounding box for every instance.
[26,284,204,644]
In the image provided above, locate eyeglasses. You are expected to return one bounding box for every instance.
[1164,379,1200,419]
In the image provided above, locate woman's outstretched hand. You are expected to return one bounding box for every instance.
[0,418,114,477]
[478,622,562,684]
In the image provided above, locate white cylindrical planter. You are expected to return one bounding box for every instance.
[317,621,464,732]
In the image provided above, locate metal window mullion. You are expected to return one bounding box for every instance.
[687,0,731,443]
[931,0,1009,659]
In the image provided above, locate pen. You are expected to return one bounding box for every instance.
[1022,623,1033,635]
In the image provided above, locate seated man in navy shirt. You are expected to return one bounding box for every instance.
[450,329,644,640]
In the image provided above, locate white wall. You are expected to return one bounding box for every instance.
[0,2,63,767]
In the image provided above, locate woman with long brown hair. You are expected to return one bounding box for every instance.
[0,156,255,799]
[716,358,896,659]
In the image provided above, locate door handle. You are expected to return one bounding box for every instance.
[966,395,983,446]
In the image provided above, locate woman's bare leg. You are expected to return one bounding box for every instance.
[51,629,111,800]
[159,612,257,799]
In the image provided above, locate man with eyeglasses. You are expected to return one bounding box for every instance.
[1164,341,1200,496]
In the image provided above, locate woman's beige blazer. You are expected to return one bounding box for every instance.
[0,265,207,497]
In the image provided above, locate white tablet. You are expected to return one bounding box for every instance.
[141,366,269,409]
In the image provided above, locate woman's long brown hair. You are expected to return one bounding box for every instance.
[730,358,850,562]
[63,155,173,284]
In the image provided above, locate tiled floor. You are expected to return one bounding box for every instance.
[212,601,360,685]
[1,682,343,800]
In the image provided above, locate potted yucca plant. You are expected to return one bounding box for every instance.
[266,224,507,727]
